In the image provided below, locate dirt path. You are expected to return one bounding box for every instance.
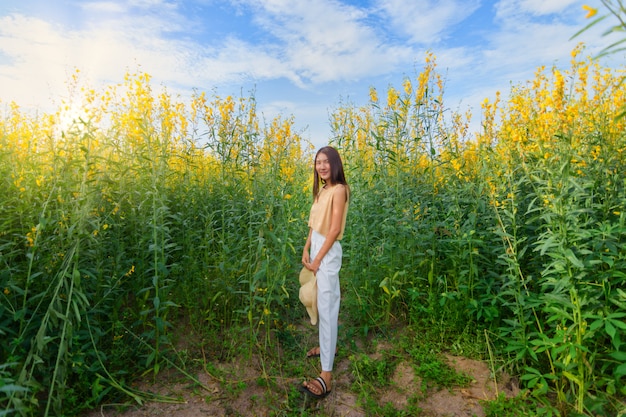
[84,346,519,417]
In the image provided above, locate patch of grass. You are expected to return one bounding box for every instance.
[350,352,397,389]
[284,384,318,416]
[396,326,475,390]
[364,399,419,417]
[348,348,403,416]
[406,318,486,360]
[482,393,559,417]
[410,348,472,390]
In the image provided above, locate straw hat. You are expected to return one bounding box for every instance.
[298,267,318,325]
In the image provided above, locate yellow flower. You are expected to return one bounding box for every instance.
[124,265,135,277]
[3,288,9,295]
[582,5,597,19]
[387,87,399,108]
[26,226,38,247]
[369,86,378,103]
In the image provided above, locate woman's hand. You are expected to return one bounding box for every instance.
[309,258,321,274]
[303,258,321,274]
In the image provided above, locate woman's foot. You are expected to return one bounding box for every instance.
[306,346,338,358]
[300,375,332,399]
[306,347,321,358]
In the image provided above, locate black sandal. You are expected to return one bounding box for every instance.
[299,376,331,399]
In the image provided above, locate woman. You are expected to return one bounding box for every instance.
[300,146,349,399]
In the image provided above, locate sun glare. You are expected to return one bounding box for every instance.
[56,102,87,136]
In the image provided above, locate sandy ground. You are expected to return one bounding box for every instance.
[83,341,519,417]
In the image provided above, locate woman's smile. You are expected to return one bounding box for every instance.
[316,156,331,180]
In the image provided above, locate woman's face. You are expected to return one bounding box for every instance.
[315,152,332,182]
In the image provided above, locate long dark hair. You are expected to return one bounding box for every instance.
[313,146,349,200]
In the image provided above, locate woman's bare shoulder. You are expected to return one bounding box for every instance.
[332,184,348,199]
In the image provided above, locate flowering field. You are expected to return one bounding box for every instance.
[1,36,625,417]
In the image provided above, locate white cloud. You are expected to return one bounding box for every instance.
[377,0,481,44]
[191,37,294,85]
[518,0,579,16]
[79,1,127,14]
[495,0,581,25]
[240,0,417,84]
[0,11,194,109]
[0,15,75,106]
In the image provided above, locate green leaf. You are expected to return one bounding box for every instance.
[145,350,155,367]
[0,384,29,393]
[609,318,626,330]
[606,320,617,340]
[562,371,581,386]
[564,248,584,268]
[615,363,626,378]
[537,235,558,256]
[589,319,604,332]
[73,267,81,286]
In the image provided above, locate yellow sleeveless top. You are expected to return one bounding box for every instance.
[308,184,349,240]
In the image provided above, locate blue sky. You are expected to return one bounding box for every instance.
[0,0,619,148]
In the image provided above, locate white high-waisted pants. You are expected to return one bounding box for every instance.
[310,230,342,372]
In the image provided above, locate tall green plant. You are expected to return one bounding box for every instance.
[572,0,626,117]
[6,123,100,415]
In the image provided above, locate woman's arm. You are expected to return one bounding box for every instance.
[302,227,313,264]
[305,185,347,274]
